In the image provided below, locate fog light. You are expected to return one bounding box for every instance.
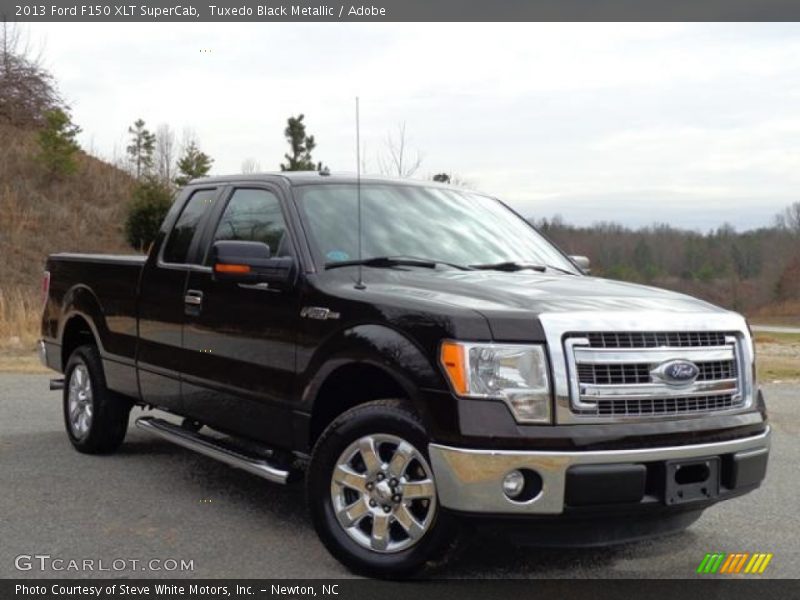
[502,470,525,498]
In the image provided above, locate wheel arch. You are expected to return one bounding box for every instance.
[59,285,106,369]
[302,324,444,449]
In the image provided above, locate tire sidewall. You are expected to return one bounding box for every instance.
[308,402,455,578]
[63,345,126,452]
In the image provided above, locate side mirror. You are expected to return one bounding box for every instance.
[569,255,591,274]
[212,240,295,289]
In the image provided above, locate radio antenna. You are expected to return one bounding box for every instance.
[354,96,365,290]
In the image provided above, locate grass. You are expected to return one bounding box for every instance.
[755,330,800,382]
[752,317,800,328]
[751,299,800,329]
[0,352,48,373]
[0,287,48,373]
[0,287,40,348]
[754,331,800,345]
[757,356,800,383]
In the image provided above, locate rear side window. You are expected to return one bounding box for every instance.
[209,188,289,259]
[162,189,217,264]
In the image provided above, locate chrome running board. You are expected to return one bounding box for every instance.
[135,416,290,484]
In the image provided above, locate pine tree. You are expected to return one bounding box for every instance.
[174,141,213,186]
[126,118,156,179]
[124,177,173,251]
[279,114,324,171]
[36,108,81,178]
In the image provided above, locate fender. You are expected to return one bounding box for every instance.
[59,284,108,357]
[300,323,446,429]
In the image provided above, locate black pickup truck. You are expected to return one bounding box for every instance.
[40,173,770,577]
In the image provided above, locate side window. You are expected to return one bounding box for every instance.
[209,189,290,260]
[162,189,217,264]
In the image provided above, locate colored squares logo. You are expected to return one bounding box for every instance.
[697,552,773,574]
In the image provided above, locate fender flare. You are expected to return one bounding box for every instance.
[59,284,107,363]
[301,323,445,430]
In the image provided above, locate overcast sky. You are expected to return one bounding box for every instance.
[26,22,800,230]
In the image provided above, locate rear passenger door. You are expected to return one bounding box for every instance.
[137,187,219,412]
[180,185,300,446]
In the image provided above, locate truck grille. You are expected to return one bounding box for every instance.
[577,360,737,385]
[566,331,744,418]
[595,394,738,416]
[585,331,728,348]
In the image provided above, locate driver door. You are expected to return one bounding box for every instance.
[180,185,300,446]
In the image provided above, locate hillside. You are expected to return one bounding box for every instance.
[0,123,136,349]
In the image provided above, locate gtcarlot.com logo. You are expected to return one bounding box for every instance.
[696,552,773,575]
[14,554,194,572]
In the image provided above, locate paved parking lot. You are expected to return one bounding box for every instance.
[1,374,797,578]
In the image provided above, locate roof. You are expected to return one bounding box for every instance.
[187,171,468,190]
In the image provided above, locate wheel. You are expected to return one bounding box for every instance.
[307,399,457,578]
[63,344,131,454]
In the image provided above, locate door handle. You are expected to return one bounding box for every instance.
[184,290,203,306]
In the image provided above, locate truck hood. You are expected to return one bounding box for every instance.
[357,269,726,316]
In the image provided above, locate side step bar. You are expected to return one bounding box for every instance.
[135,417,291,484]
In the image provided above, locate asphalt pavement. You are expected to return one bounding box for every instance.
[1,374,797,579]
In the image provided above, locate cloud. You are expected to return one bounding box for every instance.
[26,22,800,230]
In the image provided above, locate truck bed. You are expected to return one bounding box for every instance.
[42,252,146,381]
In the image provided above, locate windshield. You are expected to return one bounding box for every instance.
[294,183,577,273]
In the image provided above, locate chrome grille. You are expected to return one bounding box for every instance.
[585,331,729,348]
[594,394,738,417]
[566,332,744,418]
[578,360,737,385]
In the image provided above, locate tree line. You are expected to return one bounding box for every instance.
[535,212,800,314]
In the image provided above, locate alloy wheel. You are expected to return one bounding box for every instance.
[330,433,437,553]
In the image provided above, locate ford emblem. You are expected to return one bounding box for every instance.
[652,359,700,386]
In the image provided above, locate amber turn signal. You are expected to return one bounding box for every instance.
[440,341,468,395]
[214,263,251,274]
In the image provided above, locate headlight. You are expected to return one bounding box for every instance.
[440,341,551,423]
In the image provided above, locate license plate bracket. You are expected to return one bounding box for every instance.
[664,456,720,505]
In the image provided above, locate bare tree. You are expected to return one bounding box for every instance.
[154,123,177,186]
[377,122,423,178]
[775,201,800,235]
[0,20,63,127]
[241,158,261,174]
[180,127,198,155]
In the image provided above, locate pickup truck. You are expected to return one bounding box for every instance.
[40,173,770,578]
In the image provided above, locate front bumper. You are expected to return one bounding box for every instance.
[429,427,770,515]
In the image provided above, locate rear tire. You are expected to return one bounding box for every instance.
[307,399,458,579]
[63,345,131,454]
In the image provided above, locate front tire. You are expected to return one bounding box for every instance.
[307,399,457,578]
[63,345,131,454]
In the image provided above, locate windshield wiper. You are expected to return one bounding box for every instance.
[325,256,472,271]
[469,261,577,275]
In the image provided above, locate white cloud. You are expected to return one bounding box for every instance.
[23,22,800,229]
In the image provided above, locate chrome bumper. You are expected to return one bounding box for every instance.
[429,428,770,515]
